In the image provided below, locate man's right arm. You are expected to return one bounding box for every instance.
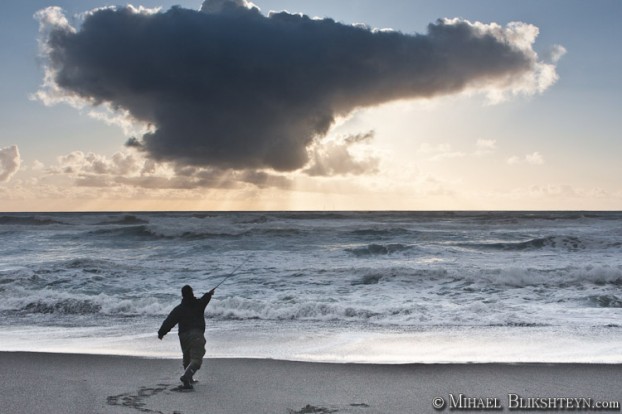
[199,289,215,307]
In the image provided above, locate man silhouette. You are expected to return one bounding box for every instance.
[158,285,215,389]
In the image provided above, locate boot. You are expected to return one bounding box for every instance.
[180,363,198,389]
[182,363,198,383]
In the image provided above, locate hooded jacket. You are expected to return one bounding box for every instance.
[158,291,213,338]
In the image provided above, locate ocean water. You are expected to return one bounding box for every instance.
[0,211,620,363]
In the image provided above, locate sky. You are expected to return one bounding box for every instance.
[0,0,620,211]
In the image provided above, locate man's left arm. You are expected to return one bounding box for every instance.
[158,307,180,339]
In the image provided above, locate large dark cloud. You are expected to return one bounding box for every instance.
[37,0,556,172]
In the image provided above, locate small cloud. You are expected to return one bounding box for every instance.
[0,145,21,183]
[475,138,497,149]
[419,143,452,154]
[48,148,292,190]
[418,142,465,162]
[542,44,567,64]
[525,151,544,165]
[476,139,496,149]
[31,160,45,171]
[507,151,544,165]
[474,138,497,156]
[528,184,575,197]
[52,150,144,176]
[506,155,521,165]
[304,131,380,176]
[430,151,466,162]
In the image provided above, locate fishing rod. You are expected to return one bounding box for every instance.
[211,255,252,290]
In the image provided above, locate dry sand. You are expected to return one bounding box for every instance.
[1,352,621,413]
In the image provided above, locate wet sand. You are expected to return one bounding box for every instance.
[1,352,621,413]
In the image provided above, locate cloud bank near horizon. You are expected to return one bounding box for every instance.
[35,0,564,174]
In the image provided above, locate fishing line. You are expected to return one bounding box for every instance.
[212,254,252,290]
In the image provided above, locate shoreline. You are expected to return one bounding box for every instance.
[2,322,621,364]
[2,351,621,414]
[5,348,622,365]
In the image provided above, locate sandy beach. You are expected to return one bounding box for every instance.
[2,352,621,414]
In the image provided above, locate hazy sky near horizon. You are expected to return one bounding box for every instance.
[0,0,620,211]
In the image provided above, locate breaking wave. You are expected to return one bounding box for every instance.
[21,299,102,315]
[4,293,169,316]
[95,215,149,225]
[346,243,412,256]
[460,236,593,251]
[87,225,169,240]
[587,295,622,308]
[348,228,410,237]
[0,215,65,226]
[85,225,307,241]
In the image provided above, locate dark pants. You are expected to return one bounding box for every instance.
[179,329,206,370]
